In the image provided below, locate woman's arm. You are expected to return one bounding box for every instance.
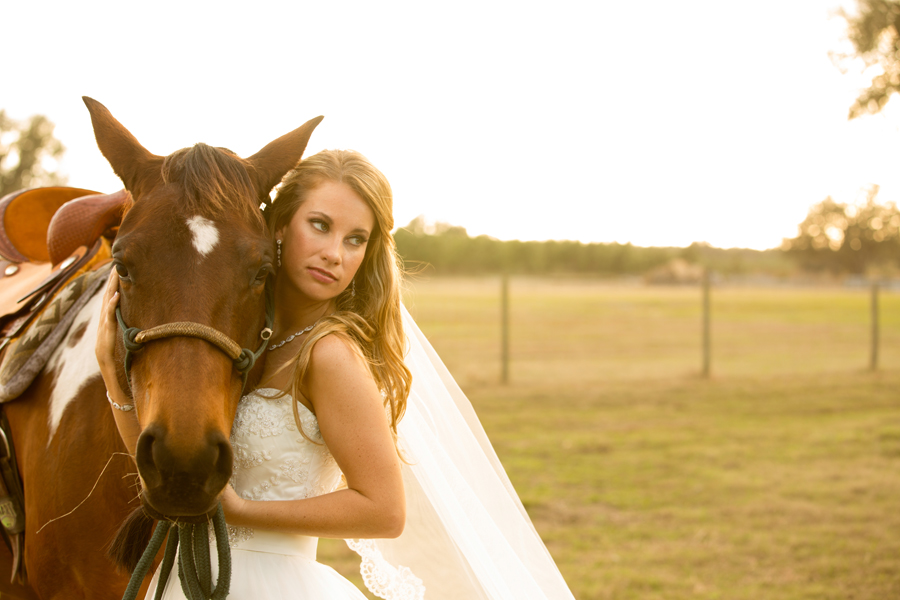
[221,334,406,539]
[95,271,142,455]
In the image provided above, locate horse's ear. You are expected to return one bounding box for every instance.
[83,97,162,196]
[246,116,324,195]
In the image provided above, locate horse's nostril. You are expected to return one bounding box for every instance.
[202,435,233,496]
[135,428,163,489]
[216,440,233,475]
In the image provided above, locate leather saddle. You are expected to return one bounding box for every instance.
[0,186,128,265]
[0,187,129,341]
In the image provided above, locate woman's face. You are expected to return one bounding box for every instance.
[276,180,376,305]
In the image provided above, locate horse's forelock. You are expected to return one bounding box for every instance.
[161,144,264,228]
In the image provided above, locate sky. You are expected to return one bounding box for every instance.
[3,0,899,250]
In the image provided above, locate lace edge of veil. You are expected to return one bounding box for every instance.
[345,539,425,600]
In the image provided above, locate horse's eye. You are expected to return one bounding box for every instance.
[254,266,270,283]
[115,263,129,279]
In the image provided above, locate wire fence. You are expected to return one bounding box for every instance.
[402,275,900,389]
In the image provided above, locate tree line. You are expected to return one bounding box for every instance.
[393,194,900,277]
[394,217,790,277]
[394,217,672,275]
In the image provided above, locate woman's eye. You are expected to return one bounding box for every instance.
[115,263,129,279]
[347,236,367,247]
[311,220,328,233]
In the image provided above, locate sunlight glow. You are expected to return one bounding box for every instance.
[2,0,894,251]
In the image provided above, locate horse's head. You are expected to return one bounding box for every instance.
[84,98,322,518]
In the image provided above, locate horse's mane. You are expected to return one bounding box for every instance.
[161,144,264,227]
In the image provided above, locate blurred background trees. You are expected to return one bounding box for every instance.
[783,186,900,275]
[395,201,899,279]
[0,110,67,197]
[394,217,790,278]
[838,0,900,118]
[395,215,674,276]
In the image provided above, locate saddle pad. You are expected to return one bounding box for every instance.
[0,263,110,403]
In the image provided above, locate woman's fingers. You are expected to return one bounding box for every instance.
[96,270,120,365]
[95,268,133,406]
[104,291,119,327]
[103,267,117,295]
[102,269,119,307]
[103,271,119,322]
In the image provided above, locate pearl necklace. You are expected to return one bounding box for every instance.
[267,321,319,352]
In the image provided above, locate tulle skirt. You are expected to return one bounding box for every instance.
[146,530,368,599]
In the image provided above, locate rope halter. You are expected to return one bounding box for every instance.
[115,286,274,393]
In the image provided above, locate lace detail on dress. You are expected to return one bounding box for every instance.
[241,476,282,501]
[294,407,324,444]
[280,455,313,483]
[209,523,256,548]
[345,539,425,600]
[233,442,272,469]
[232,394,298,438]
[230,389,342,504]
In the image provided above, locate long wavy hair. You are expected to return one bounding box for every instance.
[266,150,411,447]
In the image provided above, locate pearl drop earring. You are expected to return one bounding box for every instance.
[276,239,282,267]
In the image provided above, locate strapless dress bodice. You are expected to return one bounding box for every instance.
[224,388,344,555]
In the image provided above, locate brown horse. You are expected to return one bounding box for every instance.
[0,98,322,599]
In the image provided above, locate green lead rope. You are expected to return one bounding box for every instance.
[121,504,232,600]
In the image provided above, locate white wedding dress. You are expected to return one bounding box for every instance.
[147,307,575,600]
[146,387,386,599]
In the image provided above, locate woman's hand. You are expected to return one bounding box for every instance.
[95,269,121,386]
[220,484,248,522]
[96,269,142,455]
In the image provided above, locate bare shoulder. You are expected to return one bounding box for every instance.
[308,333,368,376]
[305,334,376,409]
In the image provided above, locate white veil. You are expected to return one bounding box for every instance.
[345,305,575,600]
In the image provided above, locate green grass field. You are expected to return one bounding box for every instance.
[319,277,900,599]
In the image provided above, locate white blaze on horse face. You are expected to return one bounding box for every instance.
[46,290,104,439]
[186,215,219,258]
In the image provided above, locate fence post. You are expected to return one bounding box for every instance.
[871,281,879,371]
[702,268,711,378]
[501,273,510,385]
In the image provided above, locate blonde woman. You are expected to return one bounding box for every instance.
[99,150,575,599]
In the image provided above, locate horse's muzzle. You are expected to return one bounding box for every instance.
[135,423,233,517]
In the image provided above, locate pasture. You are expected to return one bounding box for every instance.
[319,277,900,599]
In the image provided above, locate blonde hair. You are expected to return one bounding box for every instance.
[267,150,411,446]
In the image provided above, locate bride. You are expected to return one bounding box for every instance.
[98,149,575,599]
